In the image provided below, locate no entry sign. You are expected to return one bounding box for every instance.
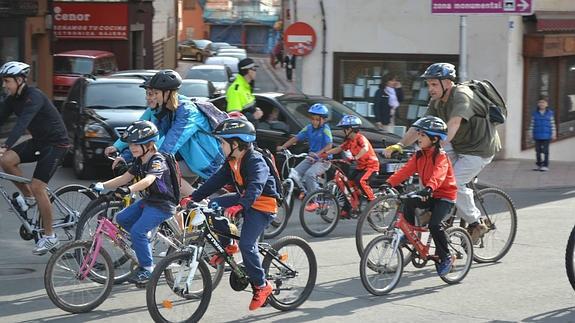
[284,22,316,56]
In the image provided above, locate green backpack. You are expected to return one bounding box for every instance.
[461,79,508,125]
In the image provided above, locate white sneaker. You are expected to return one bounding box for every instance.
[540,166,549,171]
[33,235,60,255]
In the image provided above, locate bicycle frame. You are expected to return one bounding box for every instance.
[393,212,434,261]
[331,160,361,211]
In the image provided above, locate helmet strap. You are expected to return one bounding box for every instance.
[13,77,26,98]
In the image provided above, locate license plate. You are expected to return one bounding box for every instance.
[385,162,405,173]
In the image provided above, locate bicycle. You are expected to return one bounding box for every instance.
[565,224,575,291]
[44,191,184,313]
[0,170,96,248]
[359,191,473,296]
[146,201,317,323]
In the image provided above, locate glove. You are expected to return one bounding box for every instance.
[224,204,244,219]
[179,196,195,209]
[386,144,404,154]
[90,182,105,192]
[114,186,131,197]
[416,186,433,199]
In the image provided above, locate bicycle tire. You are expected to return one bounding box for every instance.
[44,240,114,313]
[262,236,317,311]
[264,199,291,239]
[565,225,575,291]
[359,235,404,296]
[472,187,517,263]
[438,227,473,284]
[299,189,340,237]
[355,194,398,257]
[146,250,212,323]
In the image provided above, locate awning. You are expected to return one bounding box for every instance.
[536,11,575,32]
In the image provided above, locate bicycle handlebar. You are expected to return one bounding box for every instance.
[278,148,308,159]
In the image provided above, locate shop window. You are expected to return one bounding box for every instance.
[333,53,457,127]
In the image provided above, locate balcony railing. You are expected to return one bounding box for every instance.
[0,0,39,16]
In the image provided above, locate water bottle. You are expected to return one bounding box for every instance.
[13,193,29,212]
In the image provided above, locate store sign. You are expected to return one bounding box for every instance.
[431,0,533,15]
[284,22,316,56]
[53,2,129,40]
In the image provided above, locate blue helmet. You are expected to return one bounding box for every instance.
[308,103,329,118]
[213,118,256,143]
[420,63,456,81]
[412,116,448,141]
[121,120,160,144]
[337,115,362,129]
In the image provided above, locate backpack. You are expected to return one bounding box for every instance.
[148,152,181,204]
[461,79,507,125]
[194,101,229,130]
[253,147,285,204]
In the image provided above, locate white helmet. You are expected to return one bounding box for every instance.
[0,61,30,78]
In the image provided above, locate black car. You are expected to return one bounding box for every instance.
[60,77,147,179]
[210,93,407,185]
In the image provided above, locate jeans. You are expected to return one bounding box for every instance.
[444,144,493,224]
[116,200,173,268]
[294,157,330,194]
[211,193,274,287]
[534,140,550,167]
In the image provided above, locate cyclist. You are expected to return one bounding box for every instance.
[226,58,263,124]
[386,116,457,276]
[0,61,70,255]
[181,118,278,311]
[92,121,177,285]
[276,103,333,207]
[320,115,379,218]
[384,63,500,243]
[105,70,224,196]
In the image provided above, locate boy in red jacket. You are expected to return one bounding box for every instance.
[386,116,457,276]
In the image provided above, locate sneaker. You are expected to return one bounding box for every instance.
[131,268,152,286]
[340,210,350,219]
[468,222,488,245]
[33,235,59,255]
[249,281,273,311]
[540,166,549,171]
[437,255,455,277]
[305,202,320,212]
[533,166,541,171]
[209,241,239,267]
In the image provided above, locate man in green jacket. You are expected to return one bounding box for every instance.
[226,58,263,125]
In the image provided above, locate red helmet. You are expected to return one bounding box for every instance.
[227,111,247,120]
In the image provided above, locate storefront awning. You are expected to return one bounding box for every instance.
[536,11,575,32]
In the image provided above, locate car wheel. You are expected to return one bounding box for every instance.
[196,53,203,62]
[73,144,94,179]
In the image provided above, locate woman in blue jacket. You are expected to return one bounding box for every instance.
[105,70,224,196]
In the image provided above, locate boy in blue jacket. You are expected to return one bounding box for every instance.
[181,118,278,311]
[529,95,556,171]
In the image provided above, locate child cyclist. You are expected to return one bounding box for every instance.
[320,115,379,218]
[180,118,279,311]
[386,116,457,276]
[91,120,178,285]
[276,103,333,208]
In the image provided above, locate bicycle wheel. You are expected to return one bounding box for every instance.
[44,240,114,313]
[39,184,97,244]
[565,225,575,291]
[262,236,317,311]
[264,199,290,239]
[146,251,212,323]
[299,189,340,237]
[355,194,398,257]
[75,200,135,284]
[472,188,517,263]
[438,227,473,284]
[359,235,404,296]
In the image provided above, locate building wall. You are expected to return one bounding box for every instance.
[180,0,207,40]
[153,0,178,69]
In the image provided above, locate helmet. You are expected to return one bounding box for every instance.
[121,120,160,144]
[0,61,30,78]
[213,118,256,142]
[227,111,248,120]
[139,77,151,89]
[337,115,362,129]
[420,63,456,81]
[412,116,448,141]
[148,70,182,90]
[308,103,329,118]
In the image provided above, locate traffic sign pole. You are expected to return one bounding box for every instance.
[459,15,468,82]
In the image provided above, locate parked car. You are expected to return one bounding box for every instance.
[180,79,217,102]
[217,52,247,60]
[53,50,118,105]
[205,42,234,56]
[216,48,246,55]
[210,93,406,185]
[204,56,240,74]
[177,39,211,61]
[108,69,159,80]
[60,76,147,179]
[185,64,233,96]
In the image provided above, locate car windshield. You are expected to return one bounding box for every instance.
[54,57,94,75]
[278,98,377,130]
[194,40,211,48]
[186,68,227,82]
[180,83,209,98]
[85,83,147,108]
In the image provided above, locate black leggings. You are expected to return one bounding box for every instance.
[404,198,454,260]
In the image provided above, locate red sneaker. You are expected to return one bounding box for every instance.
[305,202,320,212]
[249,281,273,311]
[209,241,238,267]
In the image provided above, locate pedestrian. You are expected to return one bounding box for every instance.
[529,95,556,171]
[271,41,283,69]
[373,73,403,132]
[284,53,296,82]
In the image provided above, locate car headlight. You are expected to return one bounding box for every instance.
[84,123,111,139]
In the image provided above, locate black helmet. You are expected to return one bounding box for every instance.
[412,116,448,141]
[420,63,456,81]
[148,70,182,90]
[213,118,256,142]
[121,120,160,144]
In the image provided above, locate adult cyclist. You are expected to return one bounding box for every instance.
[384,63,501,243]
[0,61,70,255]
